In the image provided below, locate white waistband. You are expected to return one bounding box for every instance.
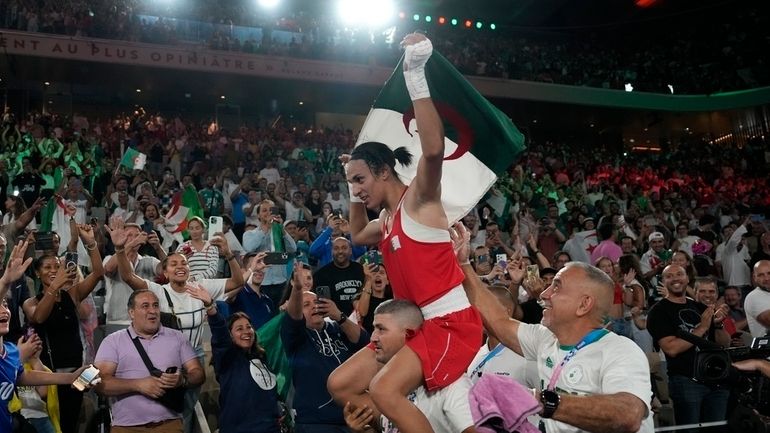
[421,285,471,320]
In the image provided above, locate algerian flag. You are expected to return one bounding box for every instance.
[355,51,525,223]
[164,185,205,241]
[119,147,147,171]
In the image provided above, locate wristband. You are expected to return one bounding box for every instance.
[224,255,235,262]
[86,243,97,251]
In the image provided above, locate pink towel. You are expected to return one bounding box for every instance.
[469,374,542,433]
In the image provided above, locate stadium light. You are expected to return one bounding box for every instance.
[490,23,496,30]
[464,20,472,28]
[475,21,482,29]
[425,15,431,22]
[257,0,280,9]
[438,16,446,24]
[398,11,405,19]
[338,0,395,27]
[413,14,420,21]
[451,18,458,26]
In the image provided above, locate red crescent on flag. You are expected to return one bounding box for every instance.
[402,102,474,161]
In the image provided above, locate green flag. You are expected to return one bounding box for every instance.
[356,51,526,222]
[256,313,292,400]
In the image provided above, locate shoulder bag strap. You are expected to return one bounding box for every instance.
[127,329,158,374]
[162,288,177,316]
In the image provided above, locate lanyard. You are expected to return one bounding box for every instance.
[470,343,505,377]
[547,328,608,391]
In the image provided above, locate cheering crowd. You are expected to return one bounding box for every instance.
[0,31,769,433]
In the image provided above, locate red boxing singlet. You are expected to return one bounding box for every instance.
[379,199,465,307]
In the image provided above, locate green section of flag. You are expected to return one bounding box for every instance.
[256,313,292,400]
[180,185,204,220]
[371,52,525,175]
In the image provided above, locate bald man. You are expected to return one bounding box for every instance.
[313,237,366,316]
[745,260,770,338]
[455,224,653,433]
[647,264,730,431]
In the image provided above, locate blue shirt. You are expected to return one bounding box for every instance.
[0,342,24,432]
[308,227,367,268]
[210,310,281,433]
[242,228,297,286]
[280,315,368,425]
[231,193,248,224]
[230,284,276,330]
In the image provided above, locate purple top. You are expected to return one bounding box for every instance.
[94,325,197,426]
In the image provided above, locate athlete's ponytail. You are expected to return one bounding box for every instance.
[351,141,413,181]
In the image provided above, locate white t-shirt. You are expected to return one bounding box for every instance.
[258,167,280,185]
[242,202,260,227]
[146,278,226,349]
[381,377,474,433]
[715,243,751,287]
[517,324,654,433]
[745,287,770,338]
[468,342,539,389]
[104,254,160,324]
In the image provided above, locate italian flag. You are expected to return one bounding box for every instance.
[164,185,204,240]
[356,51,526,223]
[119,148,147,171]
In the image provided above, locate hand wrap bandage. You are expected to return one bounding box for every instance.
[403,38,433,101]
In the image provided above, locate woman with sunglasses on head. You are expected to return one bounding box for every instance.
[188,284,282,433]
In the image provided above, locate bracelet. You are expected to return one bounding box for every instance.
[224,255,235,262]
[362,289,372,295]
[115,247,125,253]
[533,250,541,255]
[85,243,97,251]
[460,261,471,266]
[205,303,215,311]
[45,290,57,297]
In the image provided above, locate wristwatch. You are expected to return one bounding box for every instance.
[540,389,561,418]
[336,313,348,325]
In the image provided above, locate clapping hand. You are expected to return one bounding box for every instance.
[0,241,33,285]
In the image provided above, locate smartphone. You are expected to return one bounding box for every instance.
[35,231,56,251]
[73,364,100,391]
[40,189,55,201]
[270,206,281,216]
[165,366,178,374]
[263,252,293,265]
[476,254,488,264]
[208,216,223,239]
[23,326,35,342]
[526,265,540,280]
[316,286,331,301]
[750,214,765,223]
[366,250,383,265]
[496,254,507,269]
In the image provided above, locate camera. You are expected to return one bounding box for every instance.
[693,336,770,414]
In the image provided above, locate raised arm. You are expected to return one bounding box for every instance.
[0,240,33,302]
[71,225,105,302]
[210,233,244,294]
[105,218,149,291]
[286,263,305,321]
[403,34,444,206]
[452,223,523,355]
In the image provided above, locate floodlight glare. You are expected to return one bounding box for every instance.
[490,23,496,30]
[338,0,395,27]
[425,15,431,22]
[476,21,482,29]
[438,16,446,24]
[413,14,420,21]
[451,18,458,26]
[257,0,280,9]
